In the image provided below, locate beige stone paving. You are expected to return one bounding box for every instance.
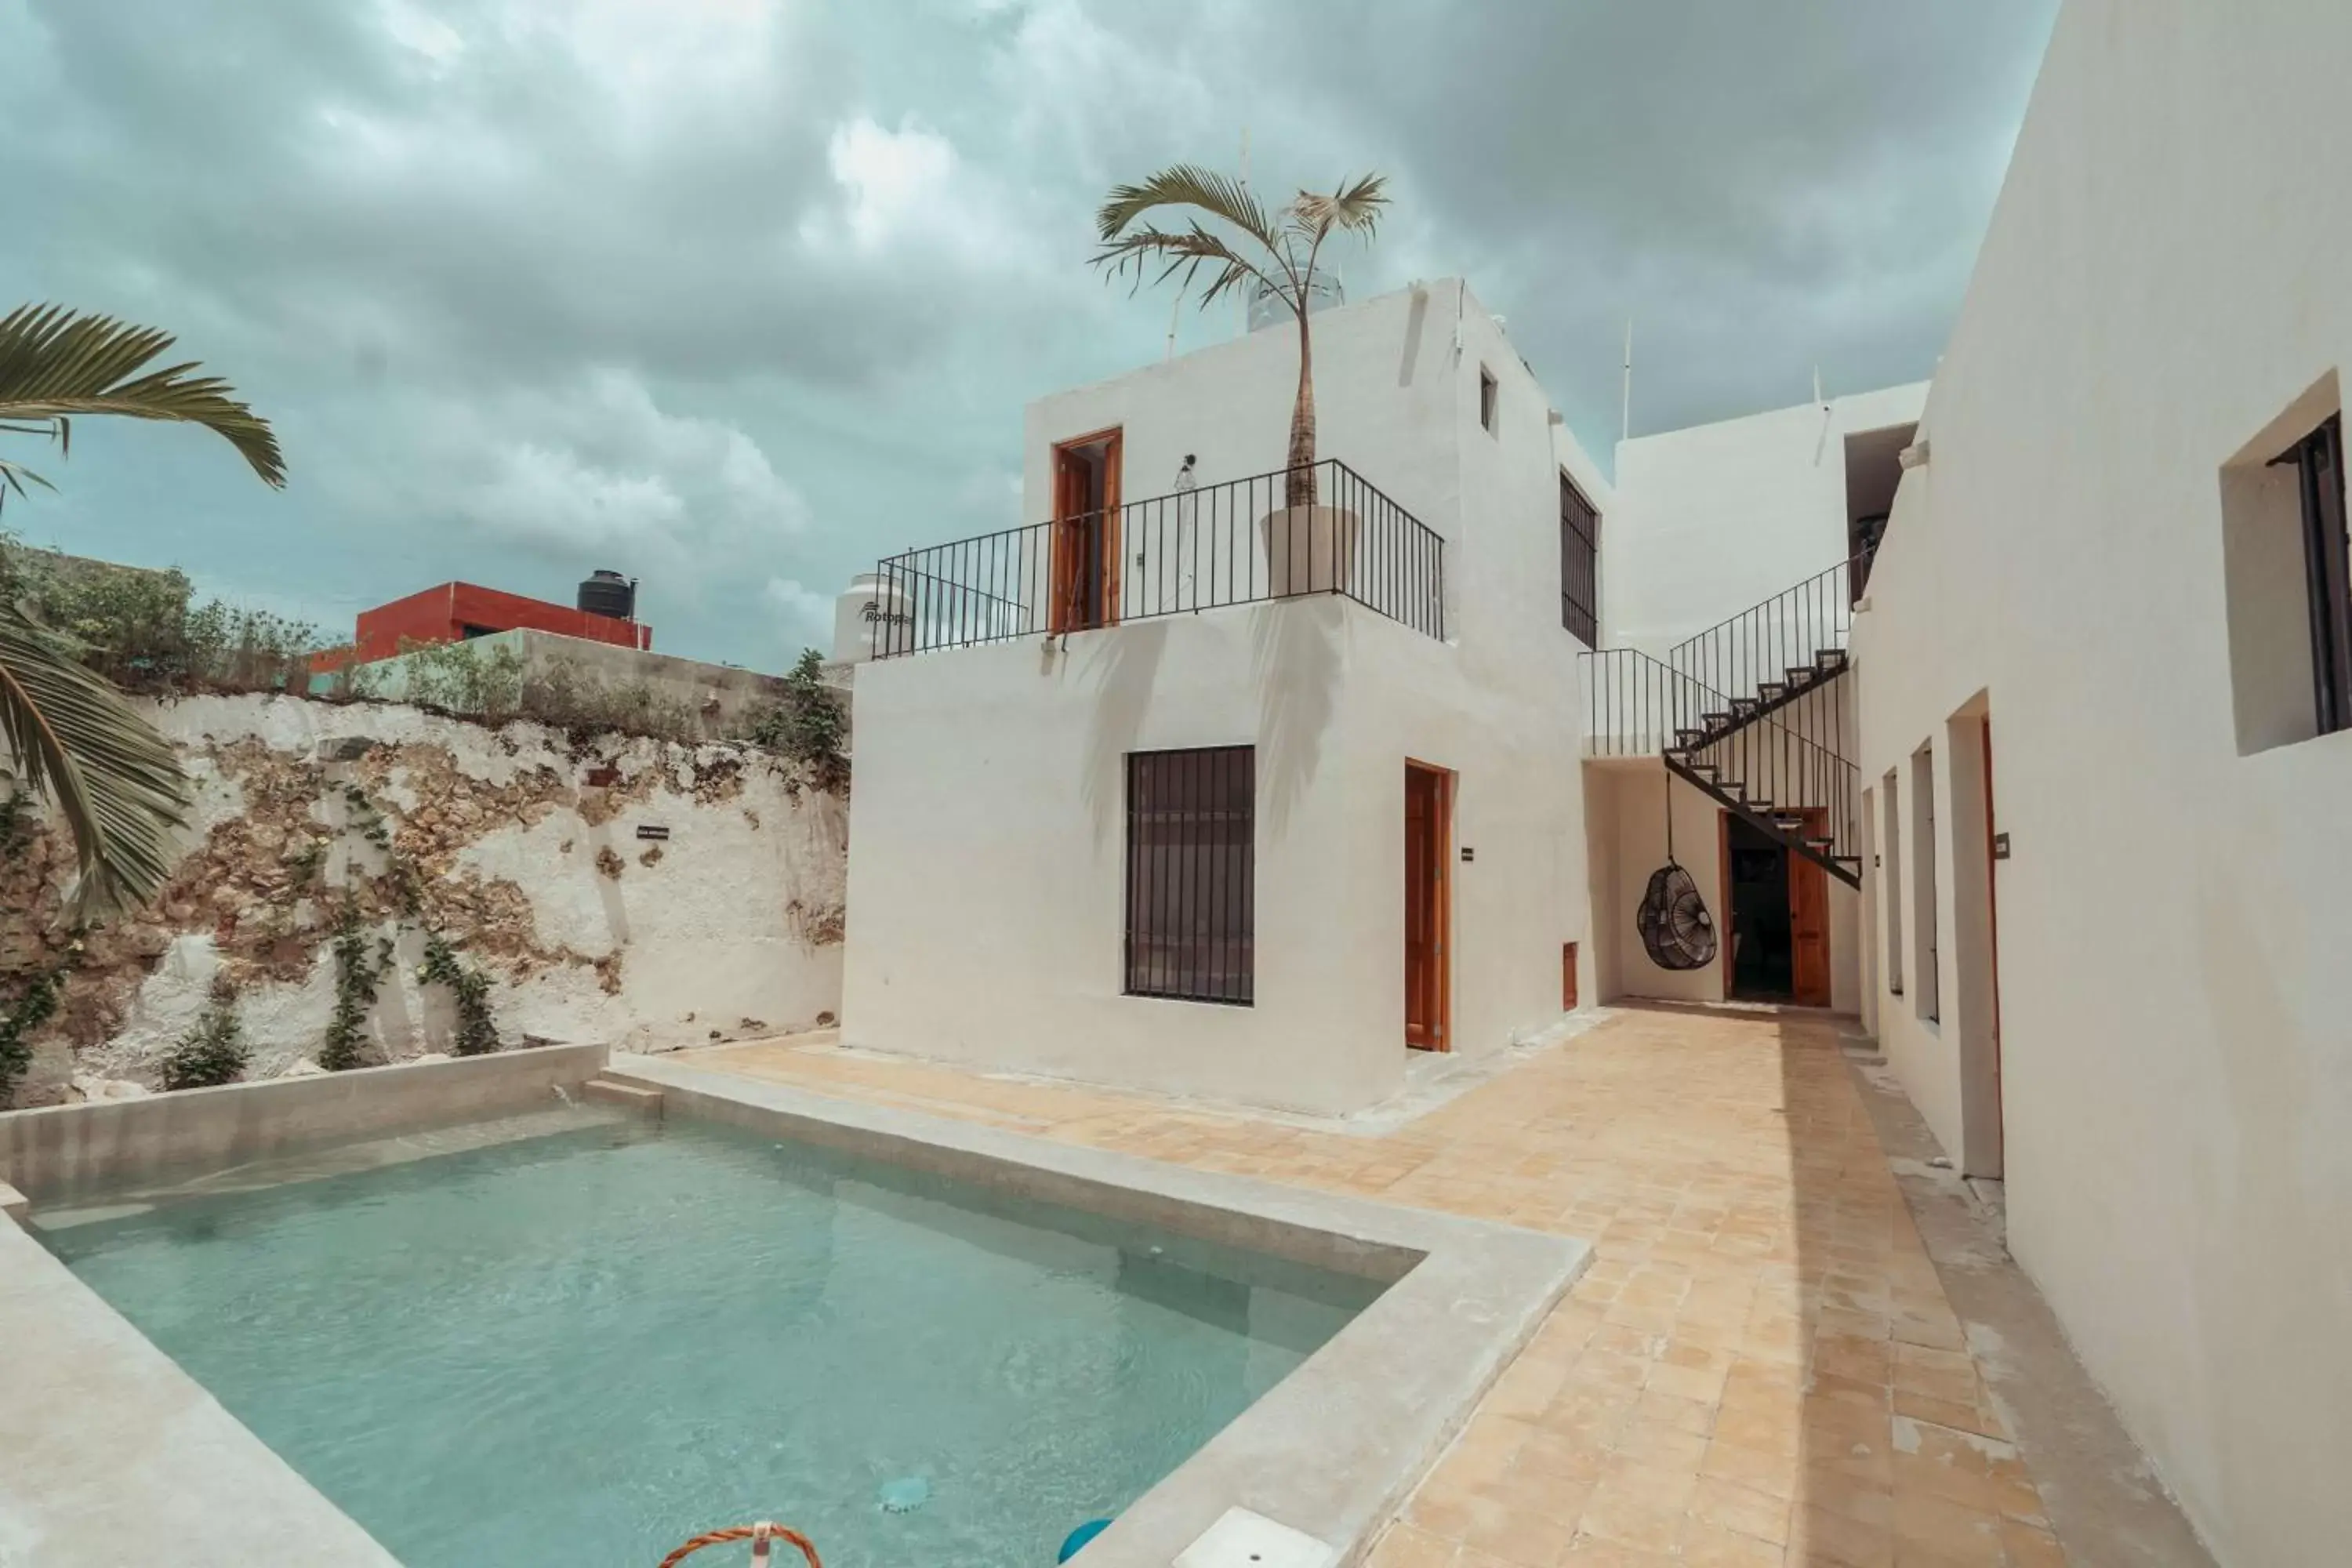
[684,1006,2066,1566]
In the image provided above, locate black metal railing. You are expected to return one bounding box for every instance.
[868,459,1446,658]
[1582,647,1861,884]
[1664,549,1873,721]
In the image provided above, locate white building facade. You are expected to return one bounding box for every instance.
[840,282,1610,1115]
[1848,1,2352,1559]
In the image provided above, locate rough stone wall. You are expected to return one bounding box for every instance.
[2,694,846,1105]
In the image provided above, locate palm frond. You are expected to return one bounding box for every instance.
[1291,173,1390,241]
[0,597,188,918]
[0,304,285,492]
[1091,223,1287,310]
[1096,163,1283,252]
[0,454,56,506]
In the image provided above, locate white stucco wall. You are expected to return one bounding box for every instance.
[1851,2,2352,1559]
[1610,383,1927,655]
[845,282,1604,1113]
[82,695,844,1083]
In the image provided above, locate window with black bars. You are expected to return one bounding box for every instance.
[1124,746,1254,1004]
[1560,473,1600,646]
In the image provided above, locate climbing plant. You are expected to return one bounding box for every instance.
[0,948,73,1104]
[319,895,390,1072]
[419,933,499,1057]
[160,973,249,1091]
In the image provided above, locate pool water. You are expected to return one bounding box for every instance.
[42,1113,1381,1567]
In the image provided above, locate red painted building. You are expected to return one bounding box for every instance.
[343,581,651,665]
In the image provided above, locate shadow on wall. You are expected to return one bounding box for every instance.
[1079,620,1169,847]
[1256,599,1347,837]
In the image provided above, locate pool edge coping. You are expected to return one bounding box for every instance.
[609,1052,1595,1568]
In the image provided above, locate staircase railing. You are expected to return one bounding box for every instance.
[1582,647,1862,884]
[1665,550,1871,720]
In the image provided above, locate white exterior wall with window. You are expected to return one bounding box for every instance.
[840,281,1610,1115]
[1851,2,2352,1559]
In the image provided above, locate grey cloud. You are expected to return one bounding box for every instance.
[0,0,2055,669]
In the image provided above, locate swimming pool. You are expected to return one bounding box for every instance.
[42,1112,1381,1567]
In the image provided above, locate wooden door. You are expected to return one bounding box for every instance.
[1982,717,2004,1163]
[1789,808,1832,1007]
[1049,429,1121,634]
[1404,763,1452,1051]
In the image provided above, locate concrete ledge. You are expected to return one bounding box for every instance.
[0,1218,400,1566]
[582,1078,665,1117]
[610,1053,1593,1566]
[0,1043,608,1204]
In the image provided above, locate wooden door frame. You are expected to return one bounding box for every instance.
[1718,808,1831,1006]
[1050,426,1122,634]
[1718,808,1733,1001]
[1405,759,1454,1052]
[1981,716,2004,1166]
[1788,807,1831,1008]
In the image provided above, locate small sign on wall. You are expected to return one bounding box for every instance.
[636,824,671,842]
[1992,832,2011,861]
[1460,847,1475,863]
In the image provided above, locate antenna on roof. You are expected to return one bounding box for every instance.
[1621,320,1634,443]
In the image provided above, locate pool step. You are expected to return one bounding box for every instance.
[583,1079,665,1119]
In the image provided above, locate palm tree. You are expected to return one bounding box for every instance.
[0,304,285,918]
[1092,165,1388,507]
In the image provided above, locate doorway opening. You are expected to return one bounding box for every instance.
[1404,760,1453,1052]
[1051,428,1123,634]
[1843,420,1917,601]
[1721,811,1832,1007]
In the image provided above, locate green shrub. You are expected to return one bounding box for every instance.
[161,975,249,1091]
[743,649,849,789]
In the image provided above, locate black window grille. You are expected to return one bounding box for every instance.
[1560,473,1600,647]
[1124,746,1254,1004]
[2288,414,2352,735]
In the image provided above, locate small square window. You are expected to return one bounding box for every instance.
[1479,367,1499,434]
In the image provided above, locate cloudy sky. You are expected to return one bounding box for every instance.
[0,0,2057,670]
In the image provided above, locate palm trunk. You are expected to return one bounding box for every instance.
[1286,306,1317,508]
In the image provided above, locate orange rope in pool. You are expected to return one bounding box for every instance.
[656,1520,822,1568]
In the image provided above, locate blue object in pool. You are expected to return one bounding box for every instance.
[1058,1519,1112,1561]
[878,1476,930,1514]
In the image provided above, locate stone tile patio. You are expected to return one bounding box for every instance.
[685,1007,2069,1566]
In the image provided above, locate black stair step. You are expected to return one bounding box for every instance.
[1757,682,1787,701]
[1786,666,1818,687]
[1731,698,1761,717]
[1817,649,1849,672]
[1675,728,1709,747]
[1703,712,1733,731]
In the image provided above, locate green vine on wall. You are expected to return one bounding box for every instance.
[419,934,499,1057]
[0,946,76,1103]
[317,780,503,1065]
[320,895,391,1072]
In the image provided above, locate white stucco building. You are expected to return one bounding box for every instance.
[837,3,2352,1548]
[1845,2,2352,1561]
[841,282,1611,1116]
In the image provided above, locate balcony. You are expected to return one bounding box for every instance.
[864,459,1446,659]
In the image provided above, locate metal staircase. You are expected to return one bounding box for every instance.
[1583,554,1871,888]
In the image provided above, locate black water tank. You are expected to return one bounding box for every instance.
[578,569,636,620]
